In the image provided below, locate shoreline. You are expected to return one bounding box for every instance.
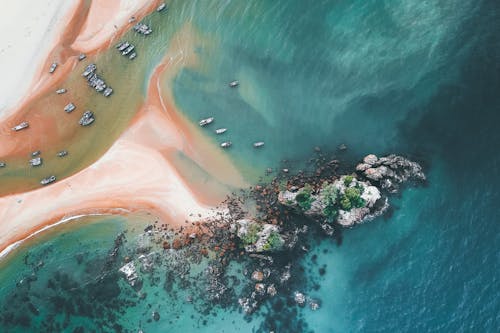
[0,18,248,257]
[0,212,122,261]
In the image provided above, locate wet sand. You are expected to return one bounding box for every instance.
[0,19,247,256]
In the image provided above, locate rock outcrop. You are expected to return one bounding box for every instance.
[279,175,387,227]
[278,154,424,228]
[356,154,425,193]
[233,219,285,253]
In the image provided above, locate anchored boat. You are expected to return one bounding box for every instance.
[29,157,42,167]
[103,87,113,97]
[0,162,5,168]
[78,53,86,61]
[56,88,67,94]
[157,3,166,12]
[79,111,95,126]
[82,63,96,77]
[49,62,58,73]
[12,121,29,131]
[57,150,68,157]
[229,80,239,88]
[40,175,56,185]
[64,103,76,113]
[221,141,232,148]
[215,128,227,134]
[253,142,265,148]
[199,117,214,126]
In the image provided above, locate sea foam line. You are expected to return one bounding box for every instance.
[0,212,124,261]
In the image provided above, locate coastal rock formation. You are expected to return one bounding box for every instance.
[356,154,426,193]
[233,219,285,253]
[278,175,387,227]
[278,154,424,227]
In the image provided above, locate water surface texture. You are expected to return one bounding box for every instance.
[1,0,499,332]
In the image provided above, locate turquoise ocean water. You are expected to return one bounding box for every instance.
[1,0,499,331]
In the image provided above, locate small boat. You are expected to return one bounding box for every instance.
[82,63,96,77]
[253,141,265,148]
[12,121,29,131]
[103,87,113,97]
[49,62,58,73]
[29,157,42,167]
[118,42,130,52]
[128,16,136,23]
[133,23,152,35]
[122,45,135,56]
[31,150,41,157]
[57,150,68,157]
[0,162,6,168]
[78,53,86,61]
[116,41,124,49]
[220,141,232,148]
[229,80,239,88]
[56,88,67,94]
[79,111,95,126]
[215,128,227,134]
[199,117,214,126]
[157,3,166,12]
[129,52,137,60]
[64,103,76,113]
[40,175,56,186]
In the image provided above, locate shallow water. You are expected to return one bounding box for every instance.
[1,0,499,332]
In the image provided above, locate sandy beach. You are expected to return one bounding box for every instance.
[0,1,246,256]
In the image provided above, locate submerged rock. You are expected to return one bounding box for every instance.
[294,291,306,306]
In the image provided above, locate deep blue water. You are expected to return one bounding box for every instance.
[1,0,499,332]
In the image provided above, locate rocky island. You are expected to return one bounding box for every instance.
[113,152,426,318]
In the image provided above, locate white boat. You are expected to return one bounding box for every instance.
[12,121,29,131]
[199,117,214,126]
[78,53,86,61]
[79,111,95,126]
[103,87,113,97]
[220,141,232,148]
[40,175,56,185]
[229,80,239,88]
[0,162,5,168]
[253,141,265,148]
[57,150,68,157]
[49,62,57,73]
[215,128,227,134]
[64,103,76,113]
[157,3,166,12]
[29,157,42,167]
[56,88,67,94]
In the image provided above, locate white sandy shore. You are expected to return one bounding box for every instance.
[0,110,222,253]
[0,0,157,121]
[72,0,158,53]
[0,0,78,114]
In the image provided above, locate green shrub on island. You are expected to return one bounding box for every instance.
[340,196,352,211]
[262,231,284,251]
[321,182,339,222]
[241,223,263,246]
[340,187,365,211]
[343,175,354,186]
[295,183,314,211]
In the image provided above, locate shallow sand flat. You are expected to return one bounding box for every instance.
[71,0,160,53]
[0,0,79,116]
[0,23,247,255]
